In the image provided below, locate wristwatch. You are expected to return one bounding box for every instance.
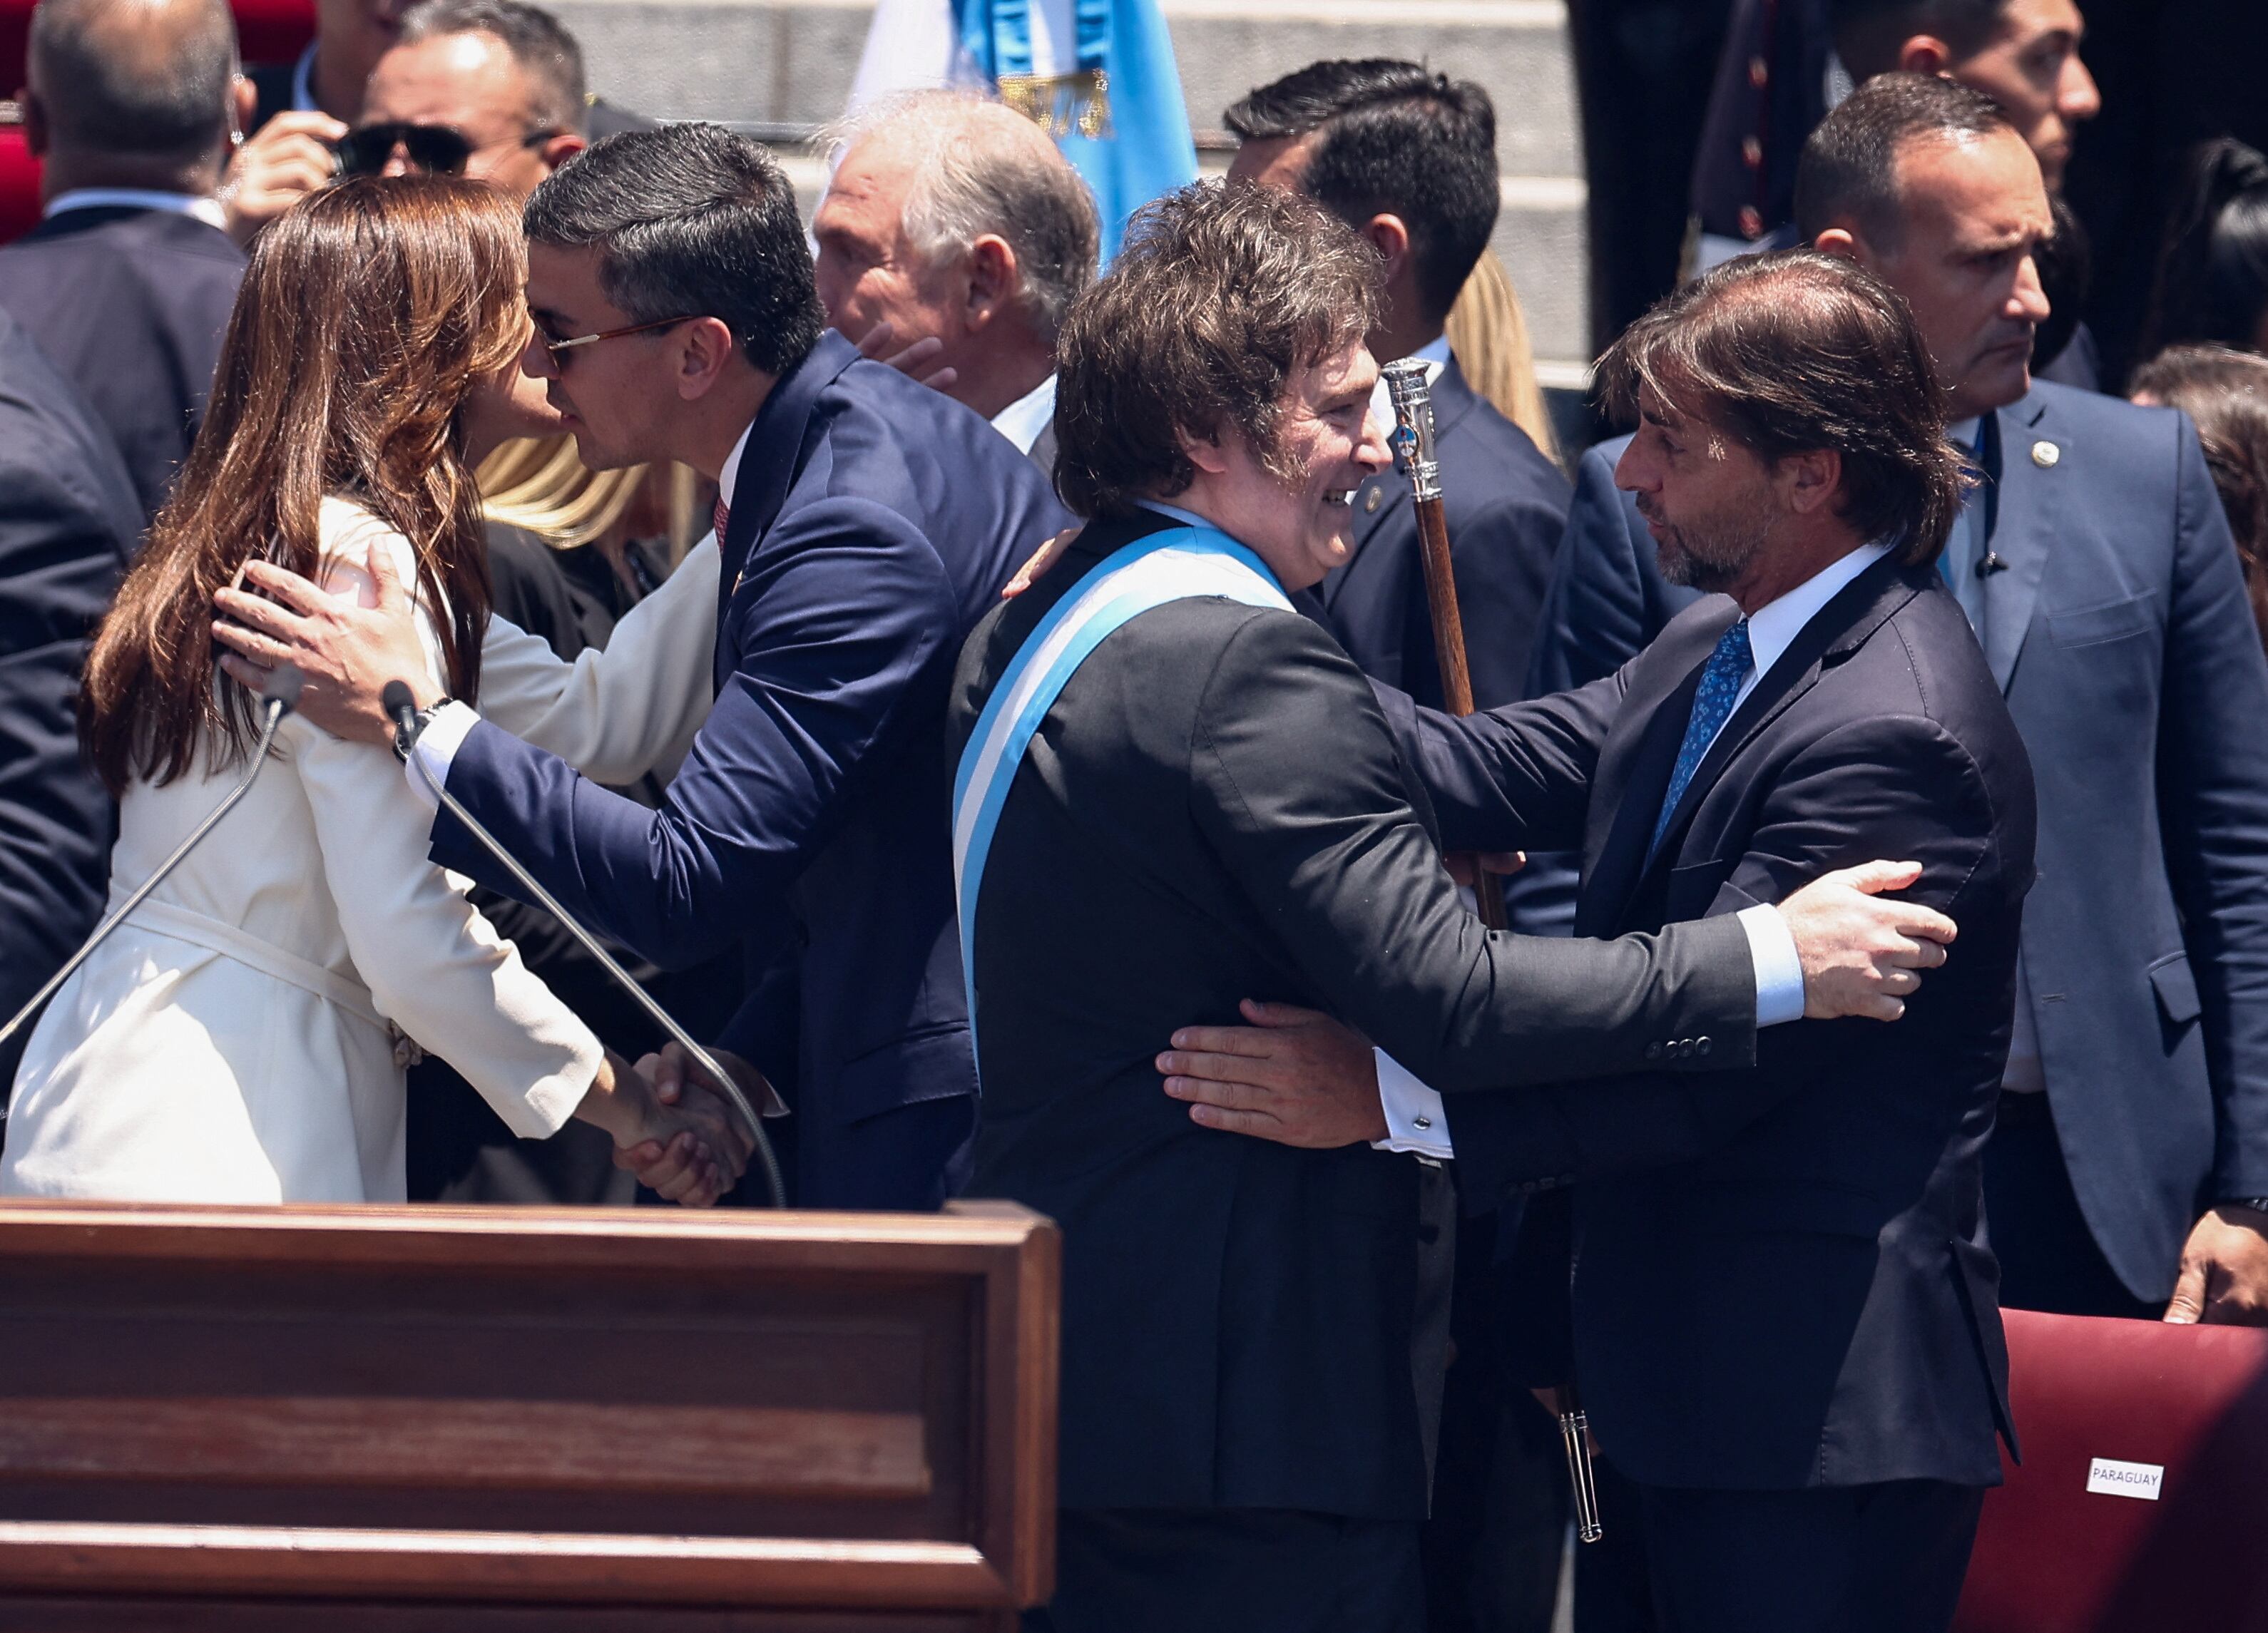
[390,697,452,762]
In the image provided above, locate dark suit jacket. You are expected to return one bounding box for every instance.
[0,207,243,522]
[0,312,143,1085]
[949,508,1768,1520]
[1318,356,1570,713]
[1687,0,1832,244]
[430,332,1071,1208]
[1533,389,2268,1302]
[1976,384,2268,1298]
[1389,556,2036,1490]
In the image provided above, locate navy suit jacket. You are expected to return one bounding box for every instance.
[1317,357,1570,712]
[1524,389,2268,1302]
[0,207,243,522]
[1387,557,2035,1490]
[0,312,143,1085]
[431,332,1072,1207]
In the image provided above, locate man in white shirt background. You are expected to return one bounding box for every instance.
[812,90,1098,474]
[0,0,247,522]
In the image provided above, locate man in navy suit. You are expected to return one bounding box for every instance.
[220,125,1071,1209]
[1165,247,2035,1633]
[1536,73,2268,1324]
[1223,61,1571,716]
[0,0,247,523]
[0,312,144,1089]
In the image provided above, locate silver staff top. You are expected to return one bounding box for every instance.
[1381,357,1443,503]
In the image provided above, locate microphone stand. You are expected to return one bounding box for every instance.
[384,684,787,1211]
[0,667,307,1096]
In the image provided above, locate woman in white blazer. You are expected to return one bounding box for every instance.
[1,178,747,1205]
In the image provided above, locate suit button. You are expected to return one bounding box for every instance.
[1645,1042,1663,1061]
[1697,1036,1712,1055]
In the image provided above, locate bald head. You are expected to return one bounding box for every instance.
[28,0,237,163]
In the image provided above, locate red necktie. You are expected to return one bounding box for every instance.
[714,496,730,543]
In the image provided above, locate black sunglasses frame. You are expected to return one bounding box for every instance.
[334,121,561,179]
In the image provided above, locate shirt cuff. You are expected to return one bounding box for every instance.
[1370,1048,1455,1158]
[401,700,480,812]
[1741,902,1807,1028]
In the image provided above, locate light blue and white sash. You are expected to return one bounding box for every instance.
[950,524,1292,1073]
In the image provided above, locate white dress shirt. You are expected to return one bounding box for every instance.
[1374,541,1894,1156]
[44,188,227,231]
[991,372,1058,456]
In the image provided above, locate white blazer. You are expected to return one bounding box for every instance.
[0,499,689,1204]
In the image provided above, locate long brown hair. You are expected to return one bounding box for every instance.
[82,175,526,793]
[2131,344,2268,650]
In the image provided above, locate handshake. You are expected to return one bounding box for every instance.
[585,1043,773,1207]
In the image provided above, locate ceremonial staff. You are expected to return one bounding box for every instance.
[1381,358,1506,932]
[1381,358,1605,1545]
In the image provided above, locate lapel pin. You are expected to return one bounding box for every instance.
[1979,551,2009,578]
[2031,439,2060,469]
[1364,487,1383,514]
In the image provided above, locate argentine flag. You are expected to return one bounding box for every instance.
[844,0,1200,257]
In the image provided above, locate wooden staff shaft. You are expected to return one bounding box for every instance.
[1386,359,1508,931]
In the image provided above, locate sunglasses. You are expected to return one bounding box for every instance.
[334,121,560,178]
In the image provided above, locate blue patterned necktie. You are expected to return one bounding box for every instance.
[1651,620,1753,859]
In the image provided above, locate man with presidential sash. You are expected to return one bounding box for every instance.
[946,182,1961,1632]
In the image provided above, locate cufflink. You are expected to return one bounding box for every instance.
[1412,1115,1432,1131]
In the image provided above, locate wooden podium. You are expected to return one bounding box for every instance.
[0,1198,1059,1631]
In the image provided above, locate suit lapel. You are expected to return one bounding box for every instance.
[1610,556,1924,911]
[713,332,861,687]
[1980,389,2058,692]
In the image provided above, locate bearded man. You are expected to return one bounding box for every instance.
[948,183,1974,1633]
[1154,241,2038,1632]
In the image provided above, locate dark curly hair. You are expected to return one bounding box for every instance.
[1052,181,1383,521]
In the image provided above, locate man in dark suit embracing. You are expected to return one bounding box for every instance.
[952,184,1974,1633]
[1168,248,2036,1631]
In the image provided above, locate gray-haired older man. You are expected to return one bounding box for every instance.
[814,91,1098,468]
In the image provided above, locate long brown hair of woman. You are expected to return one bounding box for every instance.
[2131,343,2268,651]
[81,174,529,795]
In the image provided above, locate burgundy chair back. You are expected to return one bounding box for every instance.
[1954,1309,2268,1632]
[0,0,315,246]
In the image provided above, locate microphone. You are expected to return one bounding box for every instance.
[0,665,306,1084]
[383,682,786,1209]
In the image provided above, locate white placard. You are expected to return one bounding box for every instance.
[2085,1457,2164,1500]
